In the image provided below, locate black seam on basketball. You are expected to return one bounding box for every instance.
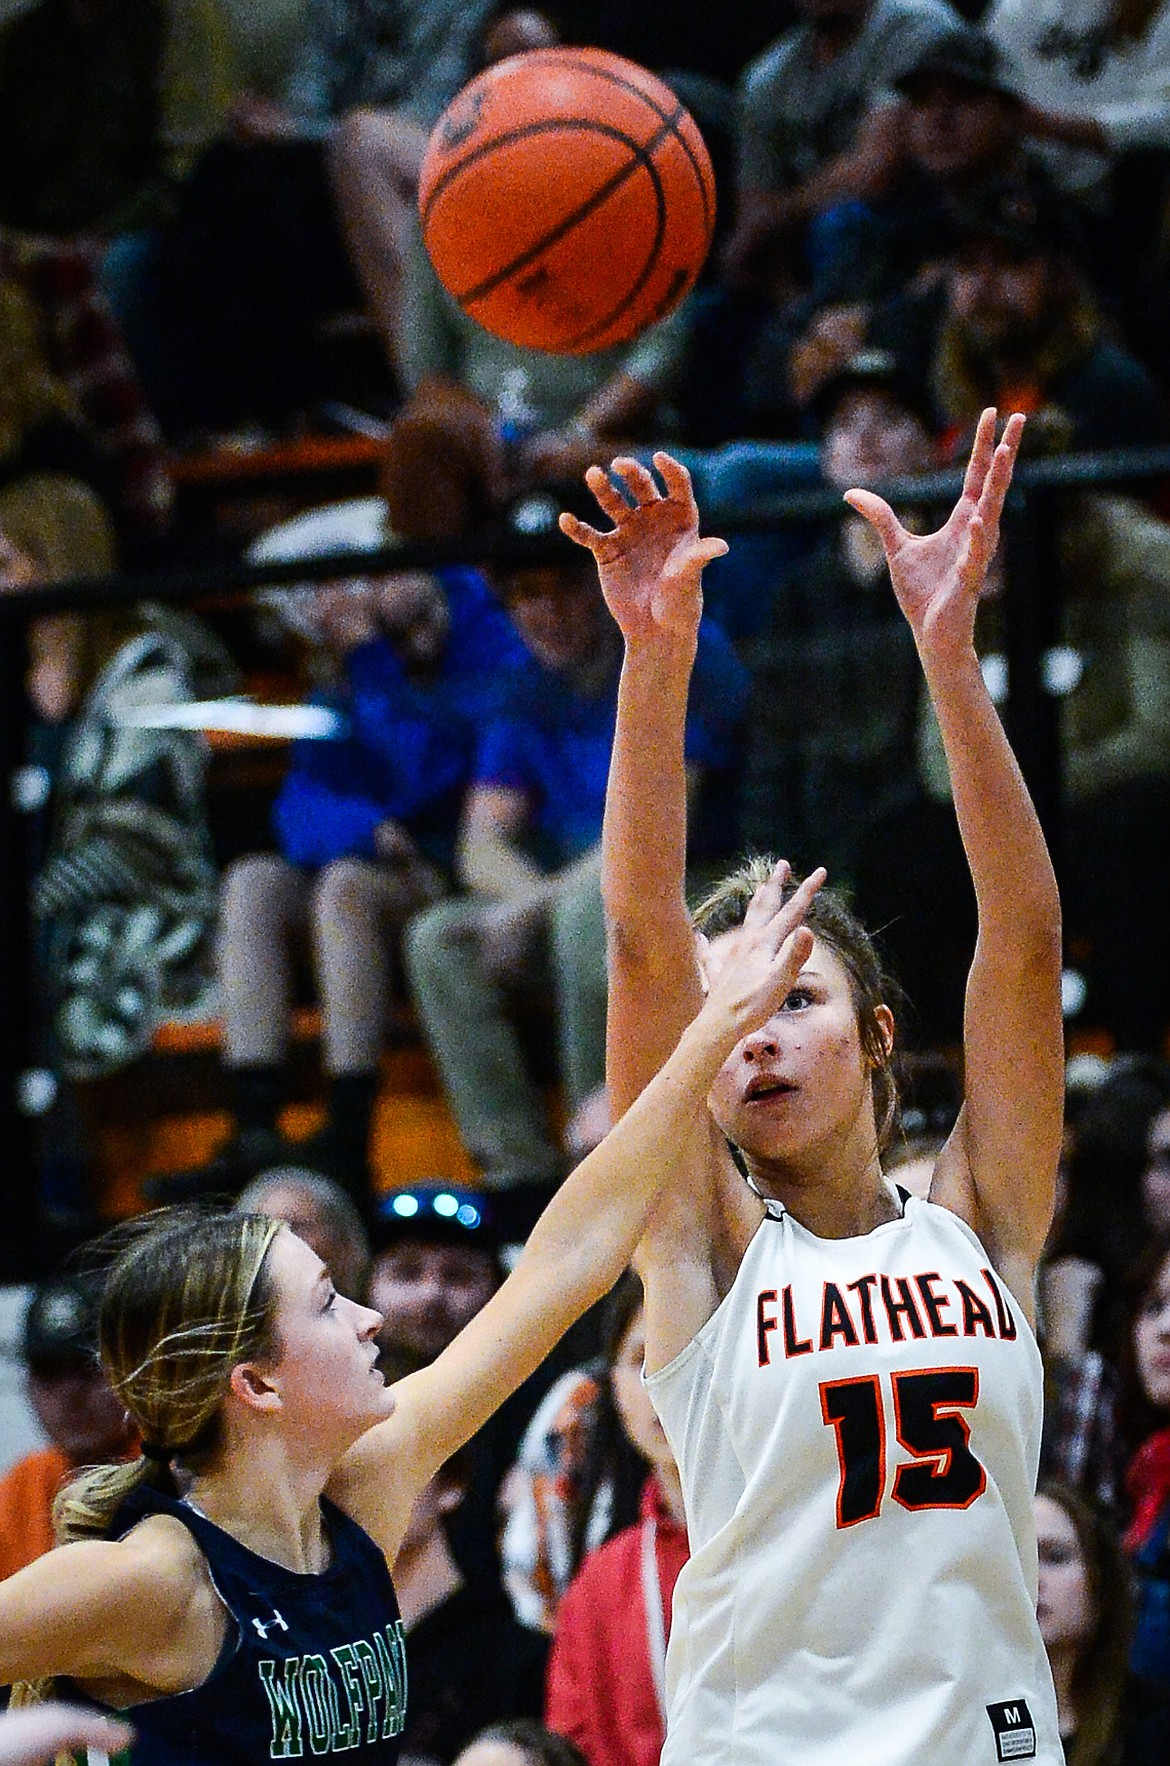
[557,146,668,351]
[452,110,681,309]
[421,115,663,229]
[545,52,714,238]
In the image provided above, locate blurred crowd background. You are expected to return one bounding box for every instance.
[2,1,1170,1762]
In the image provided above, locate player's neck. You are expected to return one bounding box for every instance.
[747,1121,894,1239]
[188,1440,333,1574]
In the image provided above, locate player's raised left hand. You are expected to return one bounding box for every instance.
[843,408,1024,659]
[560,451,728,647]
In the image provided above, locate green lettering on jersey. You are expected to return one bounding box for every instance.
[374,1623,408,1738]
[351,1638,385,1744]
[300,1654,338,1756]
[329,1643,364,1750]
[259,1657,305,1759]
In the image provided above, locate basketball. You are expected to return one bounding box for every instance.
[418,48,716,355]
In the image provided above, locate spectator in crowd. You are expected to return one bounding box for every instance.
[1120,1235,1170,1705]
[723,0,959,288]
[502,1274,655,1635]
[1144,1106,1170,1234]
[404,487,747,1211]
[0,0,231,528]
[868,174,1170,452]
[737,350,927,882]
[384,227,691,545]
[987,0,1170,188]
[190,564,524,1200]
[394,1449,546,1766]
[0,1273,135,1580]
[367,1181,537,1586]
[1034,1481,1134,1764]
[453,1723,587,1766]
[545,1277,688,1766]
[155,0,516,430]
[236,1165,371,1298]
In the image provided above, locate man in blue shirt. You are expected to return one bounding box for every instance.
[404,487,748,1225]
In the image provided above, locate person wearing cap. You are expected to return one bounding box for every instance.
[0,1273,135,1581]
[403,490,748,1213]
[154,557,526,1207]
[866,169,1170,455]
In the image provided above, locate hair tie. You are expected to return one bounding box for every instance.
[140,1440,171,1462]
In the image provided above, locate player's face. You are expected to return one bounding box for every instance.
[262,1229,394,1446]
[904,81,1013,178]
[947,244,1049,349]
[1134,1250,1170,1412]
[705,933,887,1169]
[1034,1495,1093,1655]
[1141,1107,1170,1234]
[368,1240,498,1363]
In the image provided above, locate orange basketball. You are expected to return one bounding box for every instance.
[418,48,716,355]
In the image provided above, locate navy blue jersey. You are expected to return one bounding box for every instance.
[70,1485,406,1766]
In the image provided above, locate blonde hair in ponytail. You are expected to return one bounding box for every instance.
[12,1206,283,1712]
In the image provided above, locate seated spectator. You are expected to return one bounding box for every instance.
[1144,1104,1170,1234]
[404,486,747,1208]
[868,174,1170,452]
[987,0,1170,189]
[1034,1481,1134,1763]
[235,1165,371,1298]
[384,227,691,544]
[395,1450,546,1766]
[0,1273,135,1579]
[545,1278,688,1766]
[502,1274,655,1635]
[0,0,230,527]
[183,564,524,1201]
[154,1,516,431]
[723,0,959,289]
[453,1722,587,1766]
[737,350,927,881]
[1119,1235,1170,1731]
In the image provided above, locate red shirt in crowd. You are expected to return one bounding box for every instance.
[546,1476,689,1766]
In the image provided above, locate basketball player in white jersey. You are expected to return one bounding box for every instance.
[559,410,1066,1764]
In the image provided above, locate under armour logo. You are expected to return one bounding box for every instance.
[252,1609,289,1639]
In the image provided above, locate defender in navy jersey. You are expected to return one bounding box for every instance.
[563,416,1066,1761]
[0,812,828,1763]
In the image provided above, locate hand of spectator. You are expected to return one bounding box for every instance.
[843,408,1024,660]
[0,1704,133,1766]
[312,581,380,652]
[229,92,301,144]
[479,892,550,982]
[519,426,599,483]
[788,304,868,408]
[373,819,420,867]
[560,452,727,648]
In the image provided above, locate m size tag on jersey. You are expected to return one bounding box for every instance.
[986,1700,1036,1760]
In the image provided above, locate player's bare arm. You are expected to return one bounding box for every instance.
[0,1518,226,1699]
[846,410,1063,1317]
[328,863,822,1546]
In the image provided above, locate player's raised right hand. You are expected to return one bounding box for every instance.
[560,451,728,646]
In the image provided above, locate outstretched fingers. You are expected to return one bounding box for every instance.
[559,510,607,552]
[583,464,632,526]
[959,407,999,506]
[976,411,1025,535]
[842,488,905,558]
[652,450,697,510]
[611,455,663,506]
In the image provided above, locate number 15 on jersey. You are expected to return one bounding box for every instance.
[820,1368,987,1528]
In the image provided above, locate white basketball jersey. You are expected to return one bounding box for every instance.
[646,1190,1063,1765]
